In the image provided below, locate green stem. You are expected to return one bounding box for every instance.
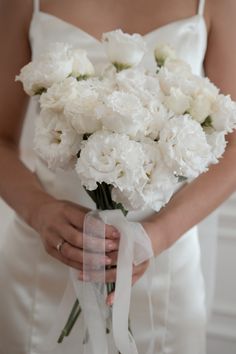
[65,306,82,336]
[57,299,80,343]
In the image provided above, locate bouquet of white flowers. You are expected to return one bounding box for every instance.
[16,29,236,354]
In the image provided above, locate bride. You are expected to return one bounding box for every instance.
[0,0,235,353]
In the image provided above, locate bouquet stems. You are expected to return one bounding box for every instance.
[57,299,81,343]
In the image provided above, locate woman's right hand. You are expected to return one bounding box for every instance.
[31,198,120,272]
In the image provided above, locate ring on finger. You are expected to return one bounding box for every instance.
[56,239,66,253]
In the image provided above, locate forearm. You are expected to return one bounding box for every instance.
[0,140,55,227]
[149,139,236,254]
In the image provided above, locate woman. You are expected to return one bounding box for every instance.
[0,0,235,353]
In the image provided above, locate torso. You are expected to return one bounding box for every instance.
[39,0,210,39]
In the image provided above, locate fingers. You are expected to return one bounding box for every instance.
[50,248,83,271]
[105,224,120,240]
[60,241,112,268]
[106,291,115,306]
[78,267,117,283]
[78,260,149,284]
[54,223,119,252]
[38,199,121,271]
[63,203,120,242]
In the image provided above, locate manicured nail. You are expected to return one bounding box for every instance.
[108,294,114,306]
[107,242,117,250]
[105,257,112,265]
[112,231,120,238]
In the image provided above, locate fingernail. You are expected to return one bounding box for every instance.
[105,257,112,265]
[112,231,120,239]
[108,294,114,306]
[107,242,117,250]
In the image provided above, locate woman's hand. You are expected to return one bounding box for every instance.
[31,198,120,271]
[78,219,163,305]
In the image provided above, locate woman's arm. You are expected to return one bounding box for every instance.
[143,0,236,256]
[0,0,119,270]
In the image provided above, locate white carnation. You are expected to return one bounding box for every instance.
[206,132,227,164]
[116,68,164,105]
[64,78,105,134]
[39,77,79,113]
[16,43,74,95]
[158,64,197,96]
[164,58,192,75]
[189,93,215,123]
[112,142,177,211]
[154,44,177,67]
[159,115,211,178]
[146,101,170,139]
[76,131,147,191]
[16,43,94,95]
[211,95,236,132]
[198,77,219,98]
[164,87,192,115]
[97,91,150,138]
[70,48,95,77]
[102,29,146,69]
[34,110,82,170]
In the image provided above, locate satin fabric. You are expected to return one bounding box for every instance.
[0,1,207,353]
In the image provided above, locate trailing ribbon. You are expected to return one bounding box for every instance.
[73,209,154,354]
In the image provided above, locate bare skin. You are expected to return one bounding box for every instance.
[0,0,236,305]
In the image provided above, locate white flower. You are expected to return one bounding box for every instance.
[158,62,196,96]
[70,48,95,78]
[198,77,219,98]
[16,43,94,95]
[64,78,104,134]
[76,131,147,191]
[189,93,215,123]
[112,142,177,211]
[34,110,81,170]
[164,58,192,75]
[102,29,146,69]
[145,101,170,139]
[97,91,150,138]
[154,44,177,67]
[39,77,79,113]
[16,43,74,95]
[159,115,211,178]
[164,87,192,115]
[211,95,236,132]
[206,132,227,164]
[116,68,164,105]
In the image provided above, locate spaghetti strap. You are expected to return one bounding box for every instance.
[33,0,40,13]
[198,0,205,16]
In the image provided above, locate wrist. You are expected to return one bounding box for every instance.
[27,190,56,231]
[142,215,170,257]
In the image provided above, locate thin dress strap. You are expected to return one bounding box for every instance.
[33,0,40,13]
[197,0,205,16]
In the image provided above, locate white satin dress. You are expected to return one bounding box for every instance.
[0,0,208,353]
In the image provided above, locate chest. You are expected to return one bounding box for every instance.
[40,0,200,39]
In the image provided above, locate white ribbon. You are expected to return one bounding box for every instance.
[73,209,154,354]
[43,209,154,354]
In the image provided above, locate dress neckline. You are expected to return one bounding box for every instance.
[34,10,207,44]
